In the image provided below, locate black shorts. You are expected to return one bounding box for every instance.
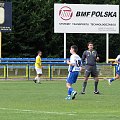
[84,65,98,77]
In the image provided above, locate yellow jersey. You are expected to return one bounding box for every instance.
[35,55,42,68]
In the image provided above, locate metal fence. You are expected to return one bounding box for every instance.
[0,58,116,80]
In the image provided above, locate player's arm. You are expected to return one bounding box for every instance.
[79,66,82,72]
[79,59,83,72]
[82,51,86,64]
[67,56,75,66]
[67,60,75,66]
[96,51,99,61]
[82,51,86,60]
[79,63,82,71]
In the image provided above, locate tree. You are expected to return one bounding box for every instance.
[2,0,120,62]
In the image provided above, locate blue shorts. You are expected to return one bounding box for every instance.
[116,65,120,75]
[66,71,79,84]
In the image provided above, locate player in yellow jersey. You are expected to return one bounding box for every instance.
[33,51,42,83]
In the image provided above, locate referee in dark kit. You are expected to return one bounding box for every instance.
[80,42,100,94]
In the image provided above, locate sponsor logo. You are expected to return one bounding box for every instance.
[76,11,117,17]
[59,6,73,20]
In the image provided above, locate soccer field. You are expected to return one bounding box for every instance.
[0,80,120,120]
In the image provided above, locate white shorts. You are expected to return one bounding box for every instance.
[35,67,42,75]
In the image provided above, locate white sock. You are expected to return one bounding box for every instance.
[37,77,40,83]
[35,77,37,80]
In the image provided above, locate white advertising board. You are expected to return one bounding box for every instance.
[54,4,119,33]
[0,7,4,24]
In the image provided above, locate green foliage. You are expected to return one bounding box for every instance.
[2,0,120,61]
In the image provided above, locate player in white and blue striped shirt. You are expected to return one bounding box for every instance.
[108,55,120,85]
[65,45,82,100]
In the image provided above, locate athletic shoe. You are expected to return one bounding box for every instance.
[71,91,77,100]
[65,96,71,100]
[37,82,41,84]
[33,79,37,83]
[80,91,85,94]
[94,91,100,94]
[108,79,112,85]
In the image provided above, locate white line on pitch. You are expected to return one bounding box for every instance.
[0,108,76,116]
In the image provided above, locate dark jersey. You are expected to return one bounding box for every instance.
[82,50,98,66]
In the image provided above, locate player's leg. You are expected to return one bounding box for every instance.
[66,83,77,100]
[81,65,90,94]
[108,74,119,85]
[33,68,38,83]
[108,65,120,85]
[81,77,88,94]
[33,67,38,83]
[94,77,100,94]
[36,74,42,83]
[65,72,78,100]
[34,74,41,83]
[34,68,42,83]
[71,72,78,99]
[33,71,38,83]
[65,82,73,100]
[92,66,100,94]
[33,76,37,83]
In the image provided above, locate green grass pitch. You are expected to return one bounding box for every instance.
[0,80,120,120]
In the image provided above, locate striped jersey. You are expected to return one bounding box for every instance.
[68,54,82,72]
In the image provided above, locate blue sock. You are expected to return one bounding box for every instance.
[110,78,115,82]
[68,87,74,95]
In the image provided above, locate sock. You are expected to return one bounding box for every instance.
[68,87,74,95]
[94,81,98,92]
[67,95,70,97]
[110,78,115,82]
[35,77,37,80]
[82,82,87,92]
[37,77,40,83]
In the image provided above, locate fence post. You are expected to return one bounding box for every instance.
[4,65,7,79]
[49,64,52,80]
[28,64,30,80]
[6,64,8,79]
[26,65,28,79]
[26,64,30,80]
[114,65,116,77]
